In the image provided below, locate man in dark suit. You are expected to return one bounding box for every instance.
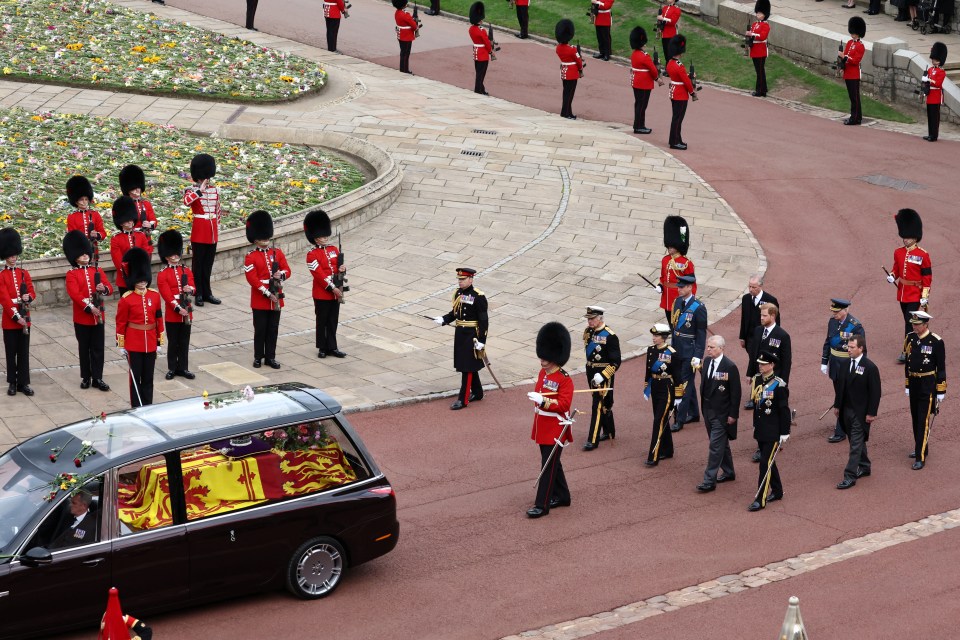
[670,274,707,431]
[50,490,99,548]
[738,275,779,409]
[697,335,741,492]
[834,335,881,489]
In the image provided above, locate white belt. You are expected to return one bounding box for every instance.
[930,86,942,90]
[194,214,216,219]
[670,80,684,85]
[598,9,611,12]
[754,40,766,43]
[535,408,565,418]
[631,68,649,72]
[398,25,413,29]
[561,61,576,65]
[473,44,485,47]
[323,1,335,4]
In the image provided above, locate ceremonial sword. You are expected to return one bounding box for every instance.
[752,440,783,504]
[534,409,581,487]
[125,351,143,407]
[475,338,505,393]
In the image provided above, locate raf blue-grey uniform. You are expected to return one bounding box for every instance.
[671,287,707,429]
[821,299,864,441]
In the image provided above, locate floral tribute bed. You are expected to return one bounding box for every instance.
[0,0,327,101]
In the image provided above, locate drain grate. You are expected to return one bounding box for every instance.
[857,175,925,192]
[472,129,498,135]
[460,149,485,157]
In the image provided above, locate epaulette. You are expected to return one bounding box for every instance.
[559,368,570,377]
[603,326,616,336]
[474,288,484,296]
[775,376,787,388]
[932,332,943,341]
[121,290,134,298]
[666,346,676,353]
[149,287,158,293]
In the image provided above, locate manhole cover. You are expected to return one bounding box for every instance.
[858,175,925,191]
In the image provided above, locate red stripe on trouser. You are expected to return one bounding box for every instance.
[464,372,473,405]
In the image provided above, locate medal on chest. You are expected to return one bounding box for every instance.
[461,294,475,305]
[543,378,559,392]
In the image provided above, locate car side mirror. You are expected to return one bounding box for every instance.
[19,547,52,568]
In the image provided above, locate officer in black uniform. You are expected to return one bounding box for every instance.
[582,306,621,450]
[904,310,946,469]
[821,298,865,443]
[434,267,489,410]
[748,350,790,512]
[644,323,682,466]
[670,273,707,431]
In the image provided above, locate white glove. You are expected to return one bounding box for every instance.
[433,316,444,326]
[592,373,603,386]
[673,399,682,407]
[156,346,163,355]
[937,394,945,402]
[905,389,910,397]
[120,348,127,357]
[527,391,544,405]
[655,285,663,294]
[691,357,701,368]
[886,274,896,284]
[920,298,928,307]
[779,434,790,445]
[820,364,829,375]
[473,340,485,350]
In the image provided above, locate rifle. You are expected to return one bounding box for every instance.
[586,0,599,21]
[269,243,285,312]
[916,66,930,99]
[653,50,665,85]
[743,18,754,56]
[331,232,349,304]
[487,22,500,60]
[576,40,586,77]
[136,201,154,246]
[834,41,845,78]
[654,3,664,38]
[689,62,702,101]
[18,280,31,335]
[92,269,105,325]
[343,0,352,18]
[412,3,421,37]
[87,220,100,267]
[180,270,193,326]
[506,0,515,7]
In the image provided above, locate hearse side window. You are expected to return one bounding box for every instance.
[116,455,176,536]
[27,475,104,551]
[180,419,369,522]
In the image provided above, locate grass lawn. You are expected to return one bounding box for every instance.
[438,0,913,123]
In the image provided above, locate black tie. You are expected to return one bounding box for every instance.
[762,327,769,340]
[708,361,715,380]
[850,359,855,373]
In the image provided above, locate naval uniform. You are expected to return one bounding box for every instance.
[671,294,707,426]
[822,313,864,438]
[644,343,682,462]
[440,284,489,406]
[904,329,946,462]
[583,323,621,446]
[750,372,790,507]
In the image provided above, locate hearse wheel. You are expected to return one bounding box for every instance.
[286,536,346,599]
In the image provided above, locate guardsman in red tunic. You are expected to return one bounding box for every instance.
[657,0,682,62]
[243,210,291,370]
[747,0,770,97]
[119,165,157,246]
[590,0,614,61]
[63,230,112,392]
[110,196,152,295]
[305,209,347,359]
[469,2,494,95]
[65,176,108,257]
[666,35,695,150]
[323,0,346,52]
[887,208,932,363]
[841,17,865,125]
[0,229,35,397]
[630,26,660,135]
[657,215,696,327]
[183,153,221,306]
[526,322,574,519]
[394,0,419,75]
[116,247,164,408]
[156,230,196,381]
[924,42,948,142]
[514,0,529,39]
[555,19,583,120]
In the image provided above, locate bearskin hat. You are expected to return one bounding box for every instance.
[469,1,485,24]
[555,19,575,45]
[112,196,138,229]
[62,230,93,268]
[895,208,922,241]
[392,0,407,8]
[157,230,184,262]
[536,321,571,367]
[630,27,648,50]
[119,164,146,196]
[246,210,274,243]
[123,247,152,288]
[303,209,333,245]
[754,0,771,18]
[190,153,217,181]
[668,34,687,58]
[663,215,690,255]
[931,42,948,64]
[848,16,866,38]
[66,175,94,207]
[0,228,23,260]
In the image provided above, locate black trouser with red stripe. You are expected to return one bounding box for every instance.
[314,299,341,351]
[535,444,570,511]
[900,301,921,341]
[457,370,483,404]
[127,351,155,408]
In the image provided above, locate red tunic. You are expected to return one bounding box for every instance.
[667,58,694,101]
[66,209,108,243]
[66,265,113,326]
[556,44,583,80]
[183,183,222,244]
[842,39,864,81]
[110,231,152,289]
[131,198,158,234]
[515,0,529,5]
[0,267,35,330]
[307,244,341,301]
[659,254,696,312]
[322,0,345,19]
[157,264,196,324]
[893,244,932,303]
[591,0,614,27]
[115,289,164,352]
[531,367,575,445]
[244,247,292,310]
[748,20,770,58]
[631,49,659,89]
[927,66,945,105]
[660,5,681,39]
[469,24,493,62]
[396,9,418,42]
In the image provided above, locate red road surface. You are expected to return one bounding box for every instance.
[55,1,960,638]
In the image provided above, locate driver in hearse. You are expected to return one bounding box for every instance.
[49,490,100,549]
